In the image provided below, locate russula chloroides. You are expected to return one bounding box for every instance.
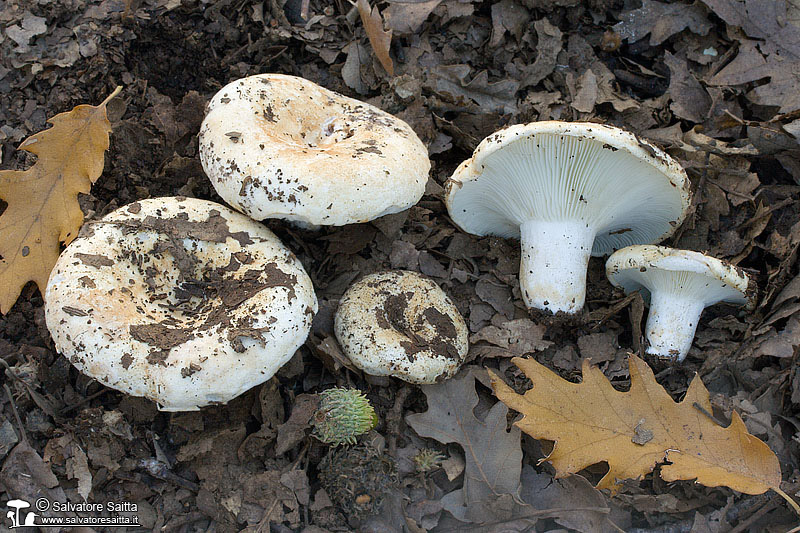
[445,121,691,315]
[606,245,755,361]
[199,73,430,227]
[334,271,468,384]
[45,197,317,411]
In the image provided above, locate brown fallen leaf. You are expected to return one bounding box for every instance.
[356,0,394,76]
[520,18,562,88]
[704,0,800,113]
[489,354,782,496]
[384,0,441,35]
[0,86,120,313]
[613,0,712,45]
[406,366,523,523]
[471,318,553,357]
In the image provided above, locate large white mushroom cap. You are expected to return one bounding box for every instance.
[45,197,318,411]
[606,245,755,361]
[334,271,468,384]
[199,73,430,226]
[445,121,691,314]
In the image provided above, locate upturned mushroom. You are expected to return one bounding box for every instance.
[45,197,317,411]
[199,73,430,227]
[334,271,468,384]
[606,245,755,361]
[445,122,691,314]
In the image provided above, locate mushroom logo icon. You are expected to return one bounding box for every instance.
[5,499,37,528]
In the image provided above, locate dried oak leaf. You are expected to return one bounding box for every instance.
[406,367,523,523]
[489,355,781,495]
[427,65,520,114]
[384,0,441,35]
[705,0,800,113]
[613,0,712,45]
[520,18,563,88]
[357,0,394,76]
[0,87,120,313]
[471,318,553,357]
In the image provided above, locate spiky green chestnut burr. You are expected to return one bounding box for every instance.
[312,387,378,446]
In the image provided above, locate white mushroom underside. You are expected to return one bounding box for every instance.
[449,133,686,313]
[613,268,748,361]
[45,198,317,411]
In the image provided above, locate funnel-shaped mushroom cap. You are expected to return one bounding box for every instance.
[606,245,755,361]
[45,197,318,410]
[445,121,690,314]
[334,271,468,384]
[199,74,430,227]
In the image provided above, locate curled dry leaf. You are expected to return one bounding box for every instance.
[0,87,120,313]
[406,367,522,523]
[356,0,394,76]
[489,354,781,495]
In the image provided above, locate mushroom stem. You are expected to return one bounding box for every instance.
[644,291,705,361]
[519,219,596,314]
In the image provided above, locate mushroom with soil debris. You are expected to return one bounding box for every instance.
[605,245,756,362]
[199,73,430,227]
[334,271,468,384]
[445,122,691,315]
[44,197,317,411]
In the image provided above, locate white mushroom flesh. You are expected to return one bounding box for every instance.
[45,197,318,411]
[447,123,690,314]
[334,271,468,384]
[199,74,430,226]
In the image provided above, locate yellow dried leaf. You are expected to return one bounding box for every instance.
[357,0,394,76]
[489,354,781,495]
[0,86,120,313]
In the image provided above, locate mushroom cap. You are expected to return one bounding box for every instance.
[605,245,755,309]
[334,271,468,384]
[45,197,318,411]
[199,74,430,226]
[445,121,691,255]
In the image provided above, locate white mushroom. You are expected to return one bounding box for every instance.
[199,73,430,227]
[44,197,318,411]
[334,271,468,384]
[606,245,755,361]
[445,122,691,315]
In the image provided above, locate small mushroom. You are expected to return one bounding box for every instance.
[445,122,691,314]
[605,245,755,361]
[45,197,318,411]
[334,271,468,384]
[199,74,430,227]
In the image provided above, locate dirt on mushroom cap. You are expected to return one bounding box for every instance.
[44,196,317,411]
[334,270,468,384]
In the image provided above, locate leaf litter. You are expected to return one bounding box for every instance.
[3,0,800,530]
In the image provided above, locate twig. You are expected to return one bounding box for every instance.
[4,384,28,444]
[726,497,779,533]
[386,386,411,457]
[60,388,111,414]
[692,402,728,427]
